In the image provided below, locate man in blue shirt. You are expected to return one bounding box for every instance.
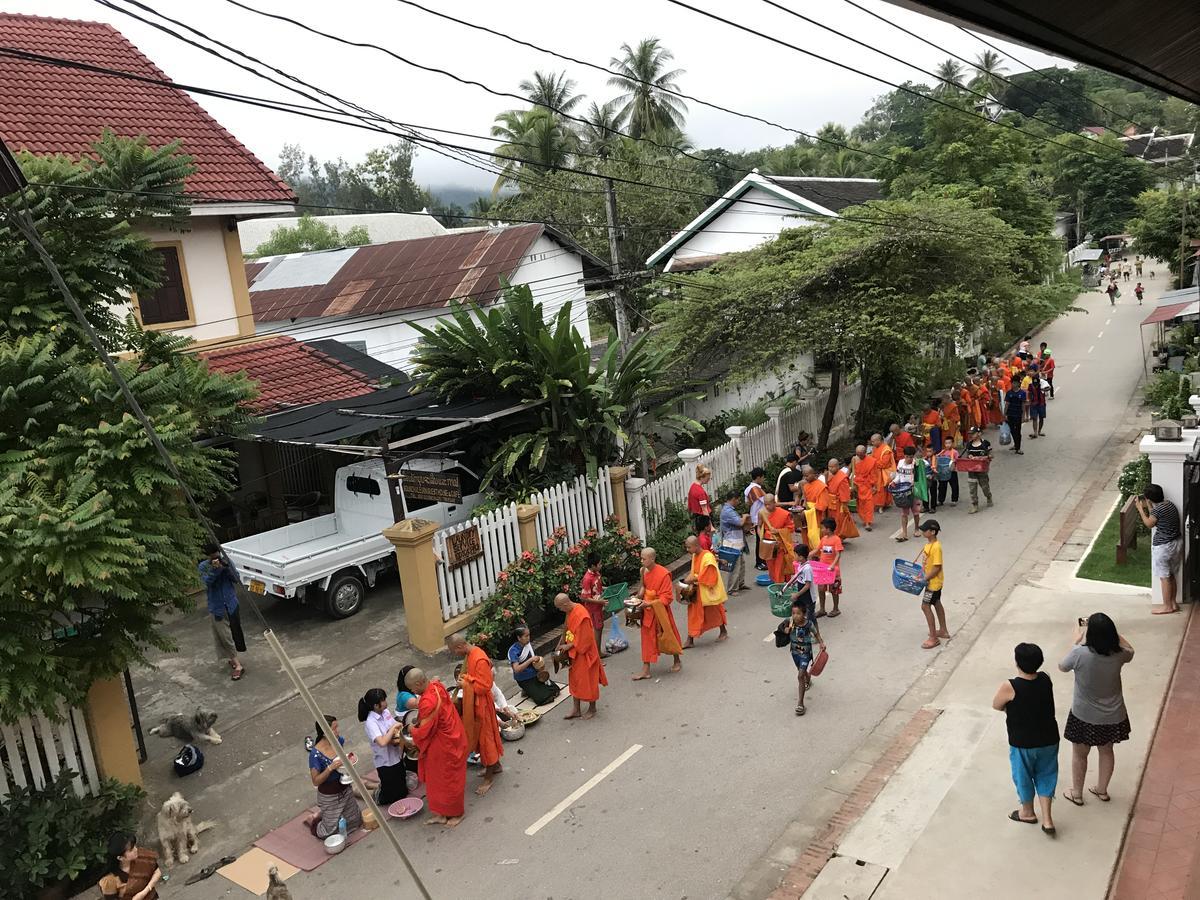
[1004,380,1026,455]
[199,542,246,680]
[718,488,749,593]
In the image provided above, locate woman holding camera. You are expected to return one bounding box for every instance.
[1058,613,1134,805]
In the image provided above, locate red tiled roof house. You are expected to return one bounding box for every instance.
[0,12,296,345]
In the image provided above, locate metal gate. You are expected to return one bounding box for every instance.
[1184,457,1200,601]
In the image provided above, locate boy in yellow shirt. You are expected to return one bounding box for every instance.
[917,520,951,649]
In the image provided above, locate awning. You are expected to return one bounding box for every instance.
[245,386,533,444]
[1142,301,1197,326]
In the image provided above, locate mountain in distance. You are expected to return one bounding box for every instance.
[426,184,490,209]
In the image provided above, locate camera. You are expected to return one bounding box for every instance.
[1078,617,1086,626]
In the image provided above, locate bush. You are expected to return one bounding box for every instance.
[0,770,144,896]
[644,501,692,561]
[1118,455,1151,500]
[468,518,643,658]
[1145,370,1181,412]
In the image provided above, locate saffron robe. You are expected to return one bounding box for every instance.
[941,401,961,447]
[873,444,896,509]
[462,646,503,767]
[852,455,879,526]
[825,469,859,539]
[640,564,683,663]
[565,603,607,702]
[410,680,467,818]
[802,478,831,516]
[762,506,797,585]
[688,550,728,637]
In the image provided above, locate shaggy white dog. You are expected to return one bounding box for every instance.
[156,793,213,866]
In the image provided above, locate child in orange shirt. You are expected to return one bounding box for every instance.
[809,518,843,618]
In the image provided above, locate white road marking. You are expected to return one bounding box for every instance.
[1072,363,1081,373]
[1087,345,1095,354]
[1105,318,1111,325]
[525,744,642,835]
[1097,331,1104,339]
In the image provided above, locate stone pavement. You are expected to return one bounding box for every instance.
[1110,604,1200,900]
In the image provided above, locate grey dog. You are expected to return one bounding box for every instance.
[148,708,222,744]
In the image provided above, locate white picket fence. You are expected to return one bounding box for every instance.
[779,382,863,452]
[529,467,615,548]
[433,503,521,622]
[0,706,99,800]
[642,439,738,533]
[740,419,776,472]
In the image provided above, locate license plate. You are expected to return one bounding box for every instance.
[249,579,265,594]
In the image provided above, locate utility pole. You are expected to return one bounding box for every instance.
[604,177,632,352]
[1181,193,1191,290]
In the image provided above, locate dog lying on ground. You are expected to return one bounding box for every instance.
[148,708,222,744]
[156,792,214,866]
[265,866,293,900]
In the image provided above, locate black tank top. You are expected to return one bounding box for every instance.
[1005,672,1059,748]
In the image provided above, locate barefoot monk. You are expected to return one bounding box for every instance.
[446,635,503,796]
[683,535,729,647]
[405,668,467,827]
[632,547,683,680]
[554,593,607,720]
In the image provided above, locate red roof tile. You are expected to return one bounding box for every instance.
[199,336,376,414]
[248,224,547,321]
[0,13,295,204]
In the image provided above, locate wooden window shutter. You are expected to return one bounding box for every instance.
[140,246,190,325]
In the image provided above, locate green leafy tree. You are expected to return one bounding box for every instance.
[933,59,966,96]
[1129,187,1200,287]
[608,38,688,138]
[276,141,433,212]
[970,50,1008,95]
[654,197,1032,446]
[489,107,578,195]
[852,82,934,149]
[1041,133,1153,240]
[0,136,253,720]
[409,283,695,485]
[519,70,584,117]
[248,213,370,257]
[1000,67,1095,131]
[579,100,628,162]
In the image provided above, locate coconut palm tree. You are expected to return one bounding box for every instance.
[607,38,688,139]
[518,70,584,117]
[933,59,966,95]
[579,99,627,162]
[489,107,577,195]
[970,50,1008,96]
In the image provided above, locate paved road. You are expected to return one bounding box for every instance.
[174,272,1160,900]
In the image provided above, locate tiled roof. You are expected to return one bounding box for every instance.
[247,224,548,322]
[0,13,295,204]
[765,177,884,213]
[199,336,376,414]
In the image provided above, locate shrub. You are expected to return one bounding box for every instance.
[1117,455,1151,500]
[469,518,642,657]
[1145,370,1181,411]
[0,770,144,896]
[644,500,692,561]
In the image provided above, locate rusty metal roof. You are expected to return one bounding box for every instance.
[248,223,553,322]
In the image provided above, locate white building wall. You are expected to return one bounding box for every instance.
[667,187,814,268]
[675,351,815,422]
[111,218,245,342]
[259,235,589,371]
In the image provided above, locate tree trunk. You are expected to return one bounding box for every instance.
[854,362,869,436]
[818,356,842,451]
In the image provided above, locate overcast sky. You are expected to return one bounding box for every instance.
[10,0,1069,193]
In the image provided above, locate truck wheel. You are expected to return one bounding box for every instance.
[325,572,365,619]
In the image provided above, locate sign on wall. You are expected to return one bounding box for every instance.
[402,471,463,504]
[445,525,483,569]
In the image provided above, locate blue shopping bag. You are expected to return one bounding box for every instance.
[892,559,925,595]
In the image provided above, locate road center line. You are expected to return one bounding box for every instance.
[1072,363,1081,373]
[1105,318,1111,325]
[1087,345,1095,354]
[1097,331,1104,339]
[525,744,642,836]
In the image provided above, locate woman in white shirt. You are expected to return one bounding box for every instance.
[890,444,922,541]
[357,688,409,805]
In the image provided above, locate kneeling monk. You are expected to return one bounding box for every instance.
[554,592,608,720]
[632,547,683,680]
[446,635,503,796]
[683,534,729,647]
[405,667,467,827]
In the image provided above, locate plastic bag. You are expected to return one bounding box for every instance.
[998,421,1012,446]
[604,612,629,654]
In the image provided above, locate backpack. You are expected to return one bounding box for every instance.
[174,744,205,777]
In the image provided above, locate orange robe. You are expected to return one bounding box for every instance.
[989,387,1004,425]
[825,469,859,539]
[802,478,831,517]
[410,680,467,818]
[639,564,683,663]
[968,387,983,428]
[941,402,960,447]
[688,551,728,637]
[462,646,503,767]
[852,455,878,526]
[762,506,797,585]
[873,444,896,509]
[565,603,607,702]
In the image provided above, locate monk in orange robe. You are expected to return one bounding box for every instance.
[801,465,831,519]
[870,433,895,510]
[967,380,983,429]
[824,459,859,539]
[941,397,961,448]
[447,635,503,795]
[683,534,728,646]
[850,445,878,530]
[632,548,683,679]
[761,494,798,584]
[989,379,1005,425]
[405,668,467,826]
[554,593,607,720]
[956,387,972,434]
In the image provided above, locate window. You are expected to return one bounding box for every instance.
[346,475,381,496]
[138,245,192,326]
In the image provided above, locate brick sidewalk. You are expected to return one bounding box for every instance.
[1110,605,1200,900]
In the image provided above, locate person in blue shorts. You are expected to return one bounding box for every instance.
[992,642,1058,837]
[1026,363,1047,439]
[785,598,825,717]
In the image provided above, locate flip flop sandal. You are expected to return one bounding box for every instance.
[1062,791,1085,806]
[815,610,827,618]
[795,705,806,716]
[827,610,841,618]
[1009,810,1038,824]
[1088,788,1111,802]
[231,666,245,681]
[1042,826,1057,837]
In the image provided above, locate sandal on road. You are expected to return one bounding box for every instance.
[1088,787,1111,802]
[1009,810,1038,824]
[1062,791,1085,806]
[795,705,806,716]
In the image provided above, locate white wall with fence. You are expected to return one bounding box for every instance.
[529,466,615,548]
[0,706,99,800]
[433,503,520,622]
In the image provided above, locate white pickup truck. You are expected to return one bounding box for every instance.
[223,457,482,618]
